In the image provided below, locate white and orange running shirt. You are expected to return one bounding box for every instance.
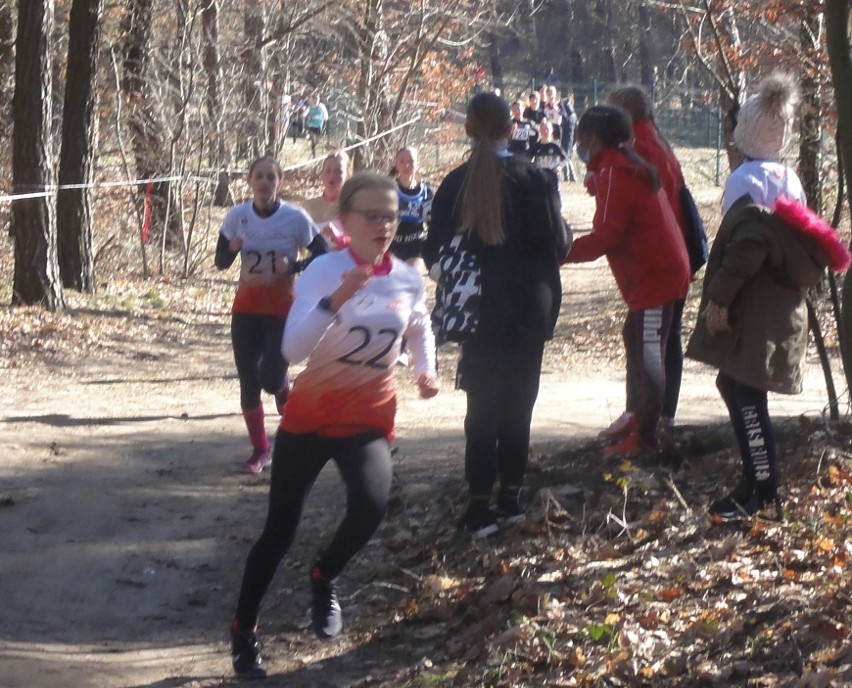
[220,201,319,317]
[281,249,436,438]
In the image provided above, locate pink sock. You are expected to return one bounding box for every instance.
[242,405,269,451]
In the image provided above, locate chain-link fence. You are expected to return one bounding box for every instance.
[307,76,725,176]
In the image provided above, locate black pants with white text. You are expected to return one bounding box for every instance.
[715,372,778,497]
[623,304,673,445]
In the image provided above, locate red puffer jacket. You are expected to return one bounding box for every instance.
[565,147,690,311]
[632,120,687,235]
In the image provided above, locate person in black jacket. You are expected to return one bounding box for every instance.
[424,92,572,538]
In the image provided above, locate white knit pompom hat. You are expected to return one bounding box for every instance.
[734,72,798,162]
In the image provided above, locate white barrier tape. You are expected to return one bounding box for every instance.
[0,115,422,201]
[0,190,53,202]
[278,115,422,172]
[0,174,213,204]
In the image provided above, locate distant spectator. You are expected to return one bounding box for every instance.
[508,99,538,159]
[559,91,578,182]
[529,119,567,198]
[305,94,330,158]
[523,92,545,124]
[542,86,563,141]
[289,93,307,143]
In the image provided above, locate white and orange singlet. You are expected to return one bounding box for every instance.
[280,249,436,438]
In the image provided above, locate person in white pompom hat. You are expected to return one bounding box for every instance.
[722,72,807,214]
[687,72,852,522]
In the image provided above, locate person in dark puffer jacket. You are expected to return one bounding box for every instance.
[686,72,852,520]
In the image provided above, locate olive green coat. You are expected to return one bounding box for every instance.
[686,198,833,394]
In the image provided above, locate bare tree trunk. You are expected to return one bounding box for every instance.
[241,0,265,160]
[720,84,743,171]
[826,0,852,394]
[680,0,743,171]
[488,32,504,93]
[57,0,104,292]
[826,0,852,208]
[798,11,823,213]
[638,1,655,88]
[354,0,381,171]
[11,0,64,308]
[202,0,231,206]
[121,0,180,251]
[599,0,617,82]
[0,1,14,139]
[526,0,538,55]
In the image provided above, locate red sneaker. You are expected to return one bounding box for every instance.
[602,431,653,459]
[600,411,636,439]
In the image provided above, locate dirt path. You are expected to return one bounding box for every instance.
[0,184,837,688]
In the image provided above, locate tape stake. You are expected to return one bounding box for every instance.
[141,181,153,243]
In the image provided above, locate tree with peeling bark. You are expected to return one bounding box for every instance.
[827,0,852,394]
[11,0,64,309]
[57,0,105,292]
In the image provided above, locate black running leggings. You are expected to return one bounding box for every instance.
[715,372,778,496]
[662,297,685,419]
[231,312,288,410]
[234,430,392,628]
[458,336,545,497]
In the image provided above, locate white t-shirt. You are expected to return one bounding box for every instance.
[722,160,807,215]
[543,102,563,126]
[220,201,318,284]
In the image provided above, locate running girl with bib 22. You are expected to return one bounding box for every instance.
[229,172,439,679]
[215,156,328,474]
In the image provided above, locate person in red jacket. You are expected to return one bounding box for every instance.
[606,85,692,435]
[565,106,690,457]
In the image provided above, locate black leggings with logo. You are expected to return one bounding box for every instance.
[234,430,392,628]
[715,372,778,497]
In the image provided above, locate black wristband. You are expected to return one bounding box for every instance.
[317,296,334,313]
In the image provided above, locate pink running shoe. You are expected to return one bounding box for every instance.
[242,448,271,474]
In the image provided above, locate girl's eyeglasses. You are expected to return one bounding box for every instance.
[349,209,399,226]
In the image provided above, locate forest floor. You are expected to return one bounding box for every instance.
[1,155,851,687]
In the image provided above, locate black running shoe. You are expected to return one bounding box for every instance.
[310,567,343,639]
[709,482,754,518]
[230,619,267,680]
[463,497,499,538]
[711,485,782,521]
[496,486,526,525]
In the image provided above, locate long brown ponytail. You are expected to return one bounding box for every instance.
[459,92,512,245]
